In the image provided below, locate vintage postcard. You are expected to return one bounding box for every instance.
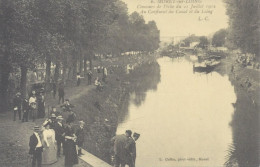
[0,0,259,167]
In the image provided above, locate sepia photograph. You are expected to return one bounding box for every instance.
[0,0,259,167]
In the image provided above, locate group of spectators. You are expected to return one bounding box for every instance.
[51,67,107,95]
[13,90,45,122]
[13,66,144,167]
[29,100,85,167]
[236,54,260,69]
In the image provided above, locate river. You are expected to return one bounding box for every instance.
[116,56,237,167]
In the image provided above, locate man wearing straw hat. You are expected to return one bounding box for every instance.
[76,120,85,156]
[54,115,65,157]
[29,126,43,167]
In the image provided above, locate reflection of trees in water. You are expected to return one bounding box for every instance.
[225,92,259,167]
[129,61,161,106]
[133,92,146,107]
[117,91,130,124]
[117,61,161,123]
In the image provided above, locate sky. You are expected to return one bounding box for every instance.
[121,0,228,39]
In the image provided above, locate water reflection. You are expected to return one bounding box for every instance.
[225,85,259,167]
[117,61,161,124]
[117,57,237,167]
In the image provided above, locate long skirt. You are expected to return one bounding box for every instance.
[42,137,57,165]
[38,102,45,118]
[64,140,78,167]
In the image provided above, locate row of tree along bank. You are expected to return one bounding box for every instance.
[0,0,160,112]
[67,53,161,164]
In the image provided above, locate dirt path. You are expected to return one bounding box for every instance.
[0,80,94,167]
[68,85,95,101]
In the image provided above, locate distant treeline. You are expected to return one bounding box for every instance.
[167,0,260,57]
[0,0,160,111]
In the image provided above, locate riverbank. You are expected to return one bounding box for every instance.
[1,51,258,166]
[0,53,160,166]
[69,53,161,164]
[211,52,259,167]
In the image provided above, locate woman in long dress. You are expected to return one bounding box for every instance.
[42,121,57,165]
[64,122,78,167]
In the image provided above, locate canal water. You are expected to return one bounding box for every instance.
[116,56,237,167]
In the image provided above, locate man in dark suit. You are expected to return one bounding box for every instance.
[54,116,65,157]
[48,114,57,129]
[29,126,43,167]
[111,130,131,167]
[60,99,75,112]
[22,98,29,122]
[126,132,140,167]
[76,121,85,156]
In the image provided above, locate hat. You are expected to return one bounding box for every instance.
[65,99,69,101]
[125,130,132,136]
[79,120,85,125]
[34,126,40,131]
[14,107,18,110]
[133,132,140,140]
[57,116,63,120]
[43,120,50,127]
[133,132,140,138]
[51,114,56,118]
[32,91,36,94]
[16,92,21,96]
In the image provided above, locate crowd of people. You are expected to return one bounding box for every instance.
[29,103,85,167]
[12,66,143,167]
[13,90,46,122]
[236,53,260,69]
[27,103,140,167]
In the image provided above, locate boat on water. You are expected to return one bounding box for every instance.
[193,60,220,73]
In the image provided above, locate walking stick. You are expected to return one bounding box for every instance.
[27,155,32,167]
[48,105,50,118]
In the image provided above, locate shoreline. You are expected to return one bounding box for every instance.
[71,54,161,164]
[214,53,259,166]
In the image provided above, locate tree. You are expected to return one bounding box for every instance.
[0,0,42,107]
[182,34,200,47]
[0,0,161,111]
[212,29,227,47]
[198,36,209,49]
[224,0,260,57]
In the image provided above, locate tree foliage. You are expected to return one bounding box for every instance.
[182,34,200,47]
[0,0,160,110]
[224,0,260,56]
[198,36,209,49]
[212,29,227,47]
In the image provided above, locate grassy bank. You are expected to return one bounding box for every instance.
[214,53,259,167]
[68,53,161,164]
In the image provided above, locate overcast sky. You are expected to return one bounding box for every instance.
[121,0,228,38]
